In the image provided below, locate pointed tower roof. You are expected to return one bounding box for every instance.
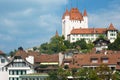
[55,30,59,37]
[62,8,69,19]
[83,9,87,16]
[69,8,83,20]
[108,23,117,30]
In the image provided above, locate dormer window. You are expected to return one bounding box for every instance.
[91,57,98,63]
[101,57,108,63]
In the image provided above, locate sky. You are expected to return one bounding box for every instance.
[0,0,120,53]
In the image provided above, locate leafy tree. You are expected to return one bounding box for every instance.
[64,40,72,49]
[39,35,67,54]
[18,46,24,51]
[98,34,106,39]
[47,67,71,80]
[9,49,17,57]
[112,71,120,80]
[46,71,58,80]
[73,39,88,50]
[87,41,94,50]
[96,64,113,80]
[77,68,99,80]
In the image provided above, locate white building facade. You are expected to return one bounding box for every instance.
[62,8,117,43]
[62,8,88,40]
[0,51,9,80]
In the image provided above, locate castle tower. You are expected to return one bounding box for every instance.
[107,23,117,43]
[62,8,88,40]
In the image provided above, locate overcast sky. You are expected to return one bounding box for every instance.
[0,0,120,53]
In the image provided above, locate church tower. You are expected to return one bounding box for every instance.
[62,8,88,40]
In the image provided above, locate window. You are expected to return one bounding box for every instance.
[77,38,79,41]
[101,57,108,63]
[72,38,75,40]
[1,59,5,63]
[91,59,98,63]
[91,58,98,63]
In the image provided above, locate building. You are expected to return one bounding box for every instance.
[93,38,110,52]
[63,50,120,71]
[62,8,118,43]
[0,51,9,80]
[5,50,35,80]
[0,49,60,80]
[35,54,59,73]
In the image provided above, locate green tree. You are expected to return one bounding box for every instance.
[73,39,88,50]
[47,67,71,80]
[96,64,113,80]
[77,68,99,80]
[9,49,17,57]
[98,34,106,39]
[64,40,72,49]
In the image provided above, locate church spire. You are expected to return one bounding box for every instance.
[83,9,87,16]
[55,30,59,37]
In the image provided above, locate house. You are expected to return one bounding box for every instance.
[64,50,120,71]
[62,8,118,43]
[35,54,59,73]
[93,38,110,52]
[0,51,9,80]
[4,50,35,80]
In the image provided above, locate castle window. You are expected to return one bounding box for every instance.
[72,38,75,40]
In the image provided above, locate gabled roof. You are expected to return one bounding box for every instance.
[15,50,28,59]
[71,28,107,34]
[107,23,117,31]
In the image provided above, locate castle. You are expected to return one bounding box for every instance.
[62,8,118,43]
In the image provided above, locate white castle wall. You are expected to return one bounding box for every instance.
[62,15,88,40]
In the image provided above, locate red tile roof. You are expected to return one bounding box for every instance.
[37,54,59,63]
[62,8,84,20]
[107,23,117,30]
[68,51,120,69]
[15,50,28,59]
[70,8,83,20]
[0,50,4,55]
[62,9,69,19]
[71,28,107,34]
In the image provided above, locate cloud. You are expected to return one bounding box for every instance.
[0,34,13,41]
[9,8,34,17]
[1,18,16,27]
[89,1,120,30]
[39,14,61,32]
